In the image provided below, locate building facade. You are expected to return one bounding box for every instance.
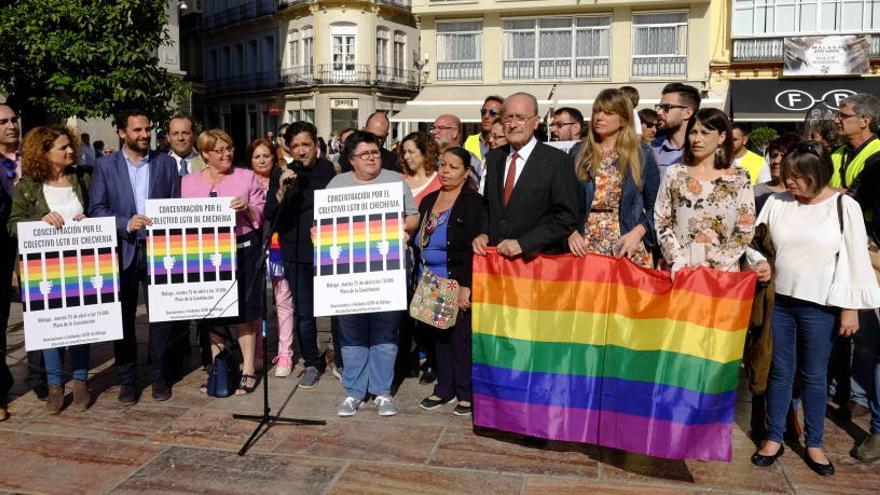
[189,0,420,150]
[393,0,727,130]
[713,0,880,129]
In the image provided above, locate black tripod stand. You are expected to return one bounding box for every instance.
[232,193,325,456]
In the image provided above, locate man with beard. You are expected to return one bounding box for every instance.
[549,107,584,142]
[89,110,181,404]
[650,83,700,179]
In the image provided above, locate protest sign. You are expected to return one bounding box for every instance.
[17,217,122,351]
[313,182,407,316]
[145,197,238,322]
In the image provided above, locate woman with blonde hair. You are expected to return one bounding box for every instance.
[9,126,92,413]
[183,129,265,395]
[567,88,660,266]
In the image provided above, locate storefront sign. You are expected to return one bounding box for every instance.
[331,98,358,110]
[267,104,282,116]
[783,35,870,77]
[729,78,878,121]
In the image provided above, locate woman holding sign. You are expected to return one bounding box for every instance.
[183,129,265,395]
[8,125,91,414]
[326,131,420,417]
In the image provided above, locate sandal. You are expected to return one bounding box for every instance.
[235,374,257,395]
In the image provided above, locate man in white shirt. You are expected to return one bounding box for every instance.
[77,133,96,167]
[166,115,205,176]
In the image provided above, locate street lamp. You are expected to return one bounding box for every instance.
[178,1,188,10]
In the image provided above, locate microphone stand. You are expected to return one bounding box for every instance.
[233,177,326,456]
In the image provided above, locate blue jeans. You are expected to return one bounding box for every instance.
[338,311,401,399]
[854,310,880,434]
[43,345,90,385]
[283,261,321,369]
[766,295,838,448]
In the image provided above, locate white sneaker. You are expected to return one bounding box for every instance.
[337,396,363,417]
[274,365,292,378]
[374,395,398,416]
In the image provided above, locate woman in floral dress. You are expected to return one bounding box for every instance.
[568,89,660,267]
[654,108,755,275]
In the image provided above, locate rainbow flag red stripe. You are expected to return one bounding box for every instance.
[471,249,756,462]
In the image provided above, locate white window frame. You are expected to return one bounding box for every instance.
[501,15,611,80]
[331,23,357,73]
[303,26,314,72]
[288,29,300,68]
[631,11,688,78]
[733,0,880,37]
[393,31,406,76]
[377,27,390,69]
[436,19,483,81]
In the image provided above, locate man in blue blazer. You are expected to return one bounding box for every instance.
[89,110,181,404]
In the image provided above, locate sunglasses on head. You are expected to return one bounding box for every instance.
[793,141,825,157]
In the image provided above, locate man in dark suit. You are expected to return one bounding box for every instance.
[473,92,580,258]
[89,110,181,404]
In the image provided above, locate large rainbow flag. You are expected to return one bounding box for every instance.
[472,249,756,462]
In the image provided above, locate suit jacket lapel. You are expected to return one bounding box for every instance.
[116,152,138,215]
[148,152,159,198]
[495,145,509,208]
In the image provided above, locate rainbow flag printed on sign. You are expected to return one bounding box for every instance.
[471,249,756,462]
[314,213,402,276]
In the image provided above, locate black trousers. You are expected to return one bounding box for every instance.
[432,310,472,402]
[0,243,13,403]
[117,243,174,386]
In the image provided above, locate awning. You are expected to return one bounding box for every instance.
[728,78,880,122]
[393,81,724,123]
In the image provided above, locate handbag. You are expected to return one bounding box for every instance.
[409,208,460,329]
[206,347,241,398]
[410,267,460,329]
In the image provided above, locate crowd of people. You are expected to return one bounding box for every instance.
[1,83,879,474]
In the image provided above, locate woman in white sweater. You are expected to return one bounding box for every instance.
[747,141,880,476]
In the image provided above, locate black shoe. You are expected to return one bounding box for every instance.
[419,396,452,411]
[33,384,49,401]
[805,453,835,476]
[453,402,472,416]
[419,368,436,385]
[751,444,784,467]
[118,384,139,405]
[151,382,172,401]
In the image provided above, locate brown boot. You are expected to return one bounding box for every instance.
[47,384,64,414]
[71,380,90,412]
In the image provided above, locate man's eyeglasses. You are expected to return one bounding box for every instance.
[655,104,689,113]
[429,124,456,133]
[501,115,537,126]
[480,108,499,117]
[549,122,577,129]
[352,149,381,161]
[835,110,859,120]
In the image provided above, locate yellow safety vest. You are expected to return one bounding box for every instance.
[737,151,766,185]
[830,138,880,189]
[464,134,484,163]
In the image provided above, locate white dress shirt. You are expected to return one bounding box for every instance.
[168,150,195,177]
[503,137,538,190]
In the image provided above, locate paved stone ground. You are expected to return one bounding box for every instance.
[1,298,878,495]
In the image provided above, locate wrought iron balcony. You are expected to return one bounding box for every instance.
[278,0,311,9]
[375,66,419,90]
[732,34,880,63]
[437,61,482,81]
[204,0,276,32]
[280,66,316,86]
[375,0,411,11]
[207,70,277,94]
[317,64,372,85]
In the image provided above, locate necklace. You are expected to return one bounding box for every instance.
[420,209,450,248]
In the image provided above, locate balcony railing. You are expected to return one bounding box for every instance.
[375,66,419,90]
[631,56,687,78]
[204,0,276,31]
[206,70,278,94]
[207,65,420,95]
[278,0,311,9]
[733,34,880,63]
[375,0,411,10]
[437,61,482,81]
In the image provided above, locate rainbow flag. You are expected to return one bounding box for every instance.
[472,249,756,462]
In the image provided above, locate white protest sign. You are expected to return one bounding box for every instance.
[17,217,122,351]
[313,182,407,316]
[145,197,238,322]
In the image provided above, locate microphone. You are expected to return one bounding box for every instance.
[283,160,306,186]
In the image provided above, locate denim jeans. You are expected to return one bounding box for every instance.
[338,311,401,399]
[766,295,838,448]
[283,261,321,369]
[854,309,880,434]
[43,345,90,385]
